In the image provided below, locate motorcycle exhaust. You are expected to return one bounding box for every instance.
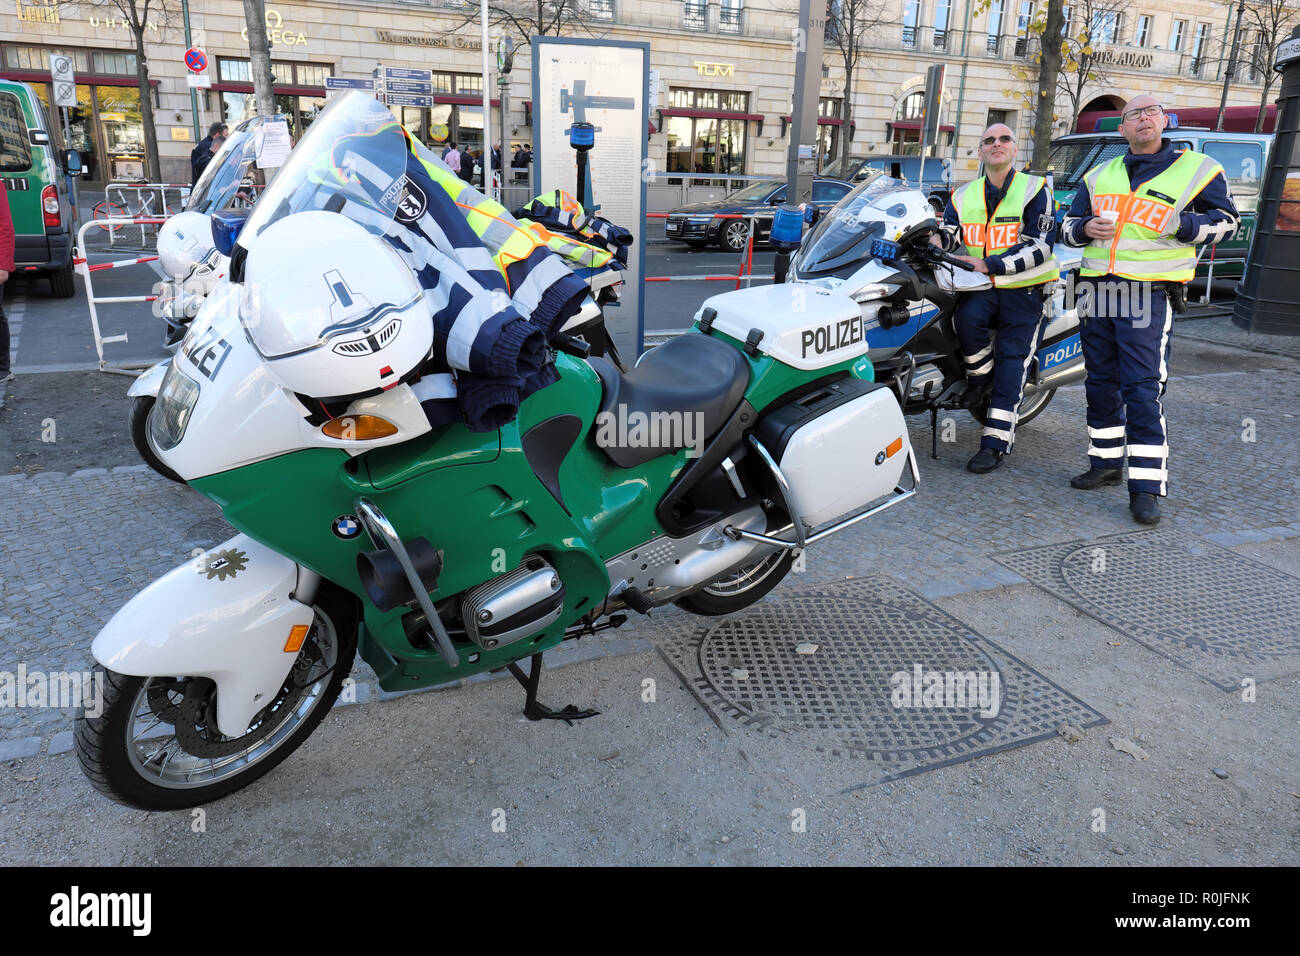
[1031,361,1087,393]
[357,538,443,612]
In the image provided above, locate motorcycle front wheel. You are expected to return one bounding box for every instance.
[676,549,795,616]
[75,589,358,810]
[129,396,185,484]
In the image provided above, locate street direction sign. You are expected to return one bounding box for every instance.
[51,53,76,107]
[384,67,433,82]
[384,93,433,108]
[325,77,377,92]
[184,48,208,74]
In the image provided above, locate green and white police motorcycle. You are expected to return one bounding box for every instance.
[77,94,919,810]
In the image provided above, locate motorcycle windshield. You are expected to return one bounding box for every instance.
[236,92,411,358]
[187,116,272,214]
[239,92,407,249]
[793,177,918,274]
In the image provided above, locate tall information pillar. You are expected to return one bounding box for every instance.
[1233,26,1300,335]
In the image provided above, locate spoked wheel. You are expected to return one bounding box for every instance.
[969,387,1056,429]
[91,200,128,236]
[719,219,751,253]
[76,591,357,810]
[676,548,796,616]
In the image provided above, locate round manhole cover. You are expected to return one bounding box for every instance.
[697,593,1009,755]
[1059,542,1295,658]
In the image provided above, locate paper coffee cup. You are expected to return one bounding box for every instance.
[1098,210,1119,224]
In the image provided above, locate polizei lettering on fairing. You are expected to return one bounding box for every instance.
[801,317,863,358]
[1039,333,1081,371]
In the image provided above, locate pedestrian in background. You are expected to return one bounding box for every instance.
[0,178,15,384]
[191,122,227,186]
[1061,94,1239,526]
[442,141,461,174]
[192,124,228,184]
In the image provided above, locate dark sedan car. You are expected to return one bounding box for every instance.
[664,177,855,252]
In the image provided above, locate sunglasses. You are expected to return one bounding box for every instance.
[982,135,1014,146]
[1122,104,1164,122]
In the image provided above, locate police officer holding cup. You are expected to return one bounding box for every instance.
[1061,95,1239,525]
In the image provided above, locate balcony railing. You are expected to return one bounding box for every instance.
[933,29,948,50]
[902,26,917,48]
[587,0,615,20]
[986,34,1001,54]
[683,2,707,30]
[719,7,743,34]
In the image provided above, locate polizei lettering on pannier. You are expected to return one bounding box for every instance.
[801,317,864,358]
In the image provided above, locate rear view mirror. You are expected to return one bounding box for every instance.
[60,148,81,175]
[29,129,50,146]
[770,194,786,205]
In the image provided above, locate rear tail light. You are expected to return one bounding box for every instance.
[41,185,60,228]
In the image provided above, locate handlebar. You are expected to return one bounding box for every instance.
[937,250,977,271]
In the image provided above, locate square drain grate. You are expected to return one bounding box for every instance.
[994,528,1300,691]
[655,575,1107,785]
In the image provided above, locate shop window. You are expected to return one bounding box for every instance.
[432,73,455,94]
[91,51,137,75]
[296,64,329,88]
[96,85,145,181]
[458,74,483,95]
[218,58,296,85]
[4,46,90,72]
[0,91,33,173]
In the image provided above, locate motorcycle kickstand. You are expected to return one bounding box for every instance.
[929,406,940,460]
[506,652,600,726]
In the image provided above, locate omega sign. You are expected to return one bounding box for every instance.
[241,8,307,47]
[1094,49,1155,69]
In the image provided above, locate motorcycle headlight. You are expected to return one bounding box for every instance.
[150,364,201,451]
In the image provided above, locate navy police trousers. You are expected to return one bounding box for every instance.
[1078,277,1174,497]
[954,284,1049,454]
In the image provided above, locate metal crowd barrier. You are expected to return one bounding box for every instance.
[98,182,190,247]
[73,217,166,375]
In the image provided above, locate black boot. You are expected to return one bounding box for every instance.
[966,447,1005,473]
[1070,466,1122,490]
[1130,492,1161,525]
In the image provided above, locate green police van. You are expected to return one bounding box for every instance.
[1046,122,1270,281]
[0,79,75,297]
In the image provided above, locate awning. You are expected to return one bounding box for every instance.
[888,121,956,132]
[780,115,844,126]
[2,69,159,89]
[211,82,325,97]
[658,107,764,122]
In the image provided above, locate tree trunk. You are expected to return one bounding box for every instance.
[132,26,161,182]
[1032,0,1066,169]
[1256,79,1273,133]
[242,0,276,117]
[840,52,854,164]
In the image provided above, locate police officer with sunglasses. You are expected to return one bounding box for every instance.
[934,123,1059,474]
[1061,95,1239,525]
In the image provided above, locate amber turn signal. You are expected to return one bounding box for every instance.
[284,624,311,654]
[321,415,399,440]
[885,436,904,459]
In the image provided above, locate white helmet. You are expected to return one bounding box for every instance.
[240,211,432,400]
[157,210,228,292]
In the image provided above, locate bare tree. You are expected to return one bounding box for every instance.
[1048,0,1131,133]
[1241,0,1300,132]
[824,0,890,164]
[461,1,615,46]
[242,0,276,117]
[85,0,176,182]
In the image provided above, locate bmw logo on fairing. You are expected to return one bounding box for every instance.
[332,515,361,539]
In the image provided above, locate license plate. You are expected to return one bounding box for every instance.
[665,223,679,234]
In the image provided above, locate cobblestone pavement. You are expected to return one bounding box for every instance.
[1,322,1297,756]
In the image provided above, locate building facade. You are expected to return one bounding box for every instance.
[0,0,1283,185]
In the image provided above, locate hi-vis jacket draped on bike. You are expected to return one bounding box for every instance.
[1062,139,1239,499]
[940,169,1058,455]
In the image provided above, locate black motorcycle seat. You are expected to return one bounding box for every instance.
[589,334,750,469]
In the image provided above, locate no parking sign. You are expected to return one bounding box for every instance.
[184,48,208,74]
